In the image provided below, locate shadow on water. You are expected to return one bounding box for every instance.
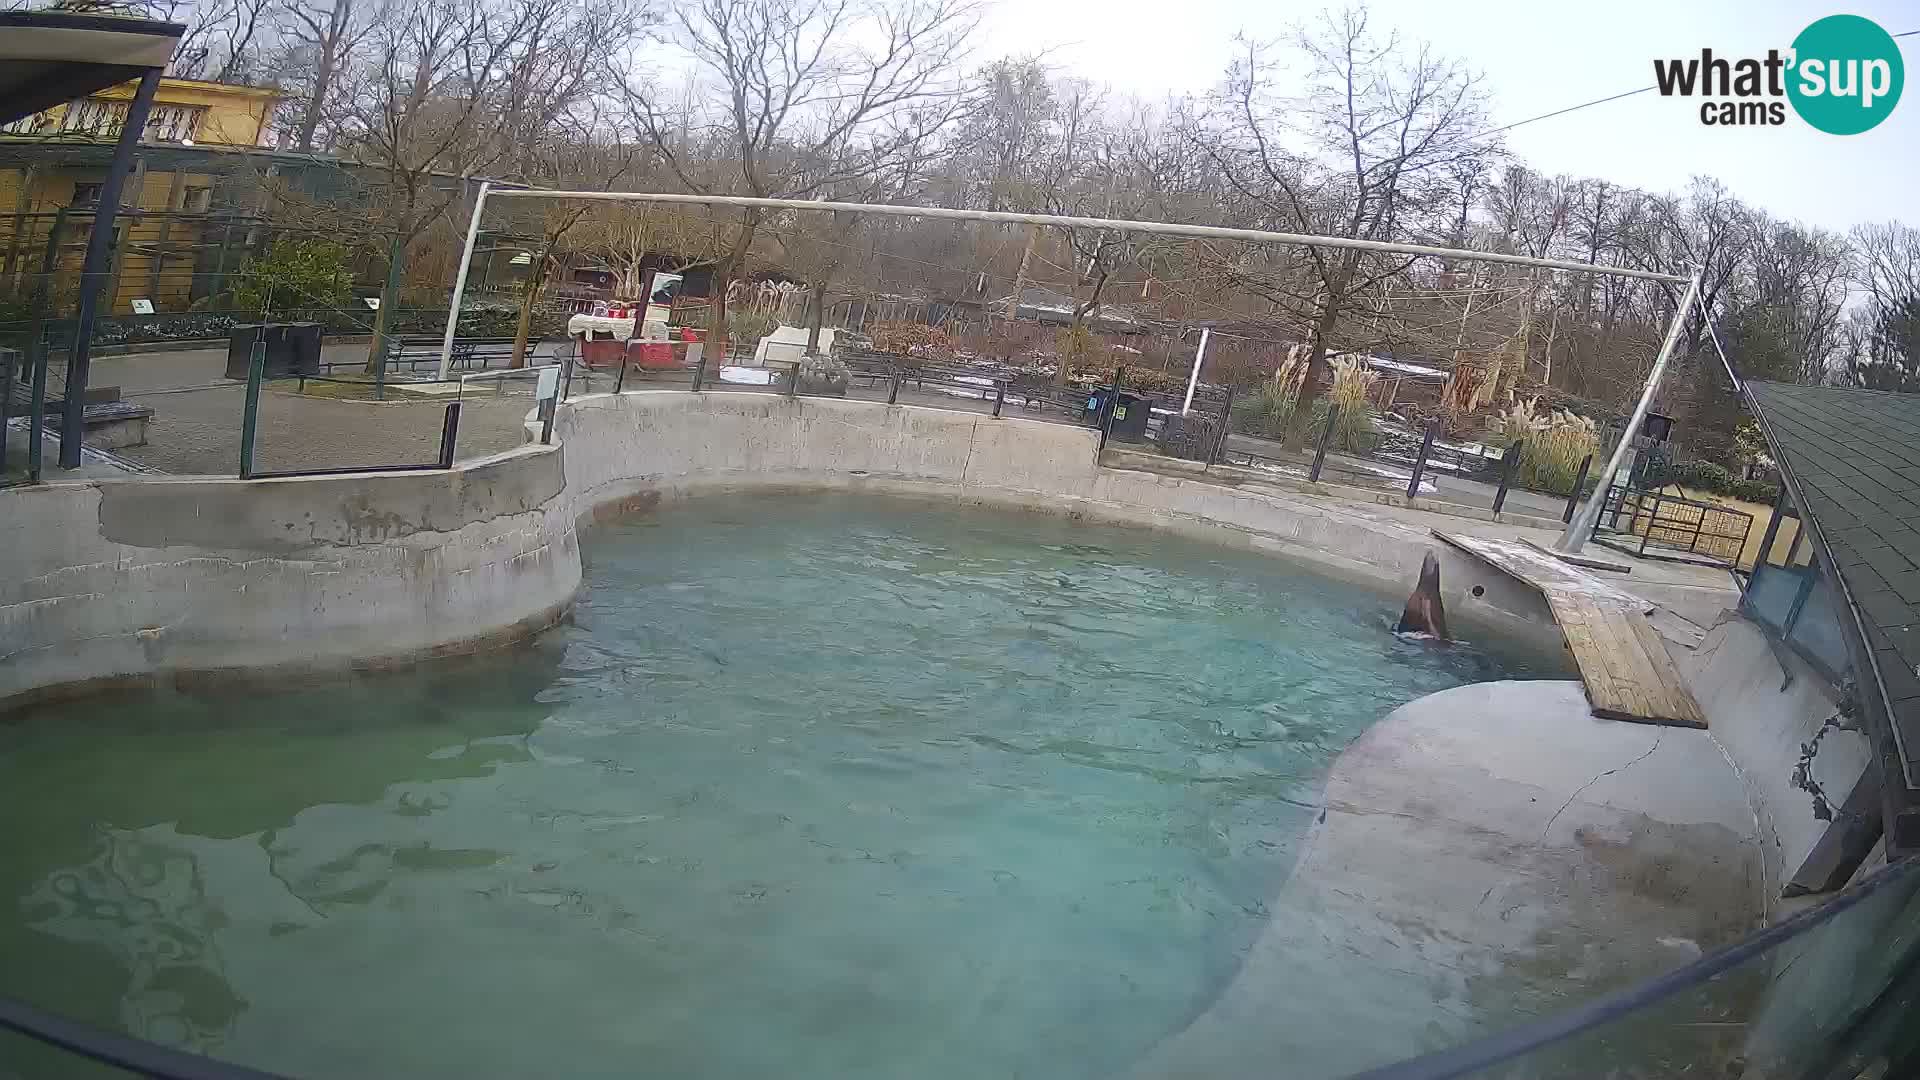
[0,641,566,1076]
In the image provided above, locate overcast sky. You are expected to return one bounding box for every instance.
[976,0,1917,234]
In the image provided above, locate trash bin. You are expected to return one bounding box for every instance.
[1082,386,1149,442]
[226,323,323,379]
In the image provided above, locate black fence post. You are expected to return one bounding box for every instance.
[1564,453,1594,524]
[26,327,48,483]
[692,349,707,391]
[239,340,264,479]
[560,349,577,402]
[1310,403,1340,484]
[992,380,1006,418]
[1098,367,1126,451]
[887,367,901,405]
[785,361,800,398]
[1492,440,1521,515]
[614,352,629,394]
[437,401,461,468]
[1405,420,1437,500]
[0,349,14,476]
[1208,384,1235,466]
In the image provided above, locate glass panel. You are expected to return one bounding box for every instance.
[1743,560,1809,634]
[1787,566,1853,678]
[1440,857,1920,1080]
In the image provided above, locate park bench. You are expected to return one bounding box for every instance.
[382,337,524,372]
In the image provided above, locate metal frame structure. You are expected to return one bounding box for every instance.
[440,189,1698,552]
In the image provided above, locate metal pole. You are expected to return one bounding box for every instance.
[993,380,1006,418]
[482,190,1691,284]
[26,326,48,482]
[1181,327,1210,414]
[692,349,707,391]
[239,341,264,478]
[1492,441,1520,516]
[437,181,491,381]
[1406,421,1437,500]
[1208,384,1235,467]
[60,68,160,470]
[1310,404,1339,483]
[1558,269,1703,552]
[0,349,14,475]
[437,401,461,468]
[888,368,901,405]
[1564,454,1594,524]
[1099,367,1125,451]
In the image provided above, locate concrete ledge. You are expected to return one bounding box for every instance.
[1132,680,1764,1078]
[0,443,580,711]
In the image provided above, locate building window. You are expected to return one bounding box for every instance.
[1742,492,1853,681]
[181,186,214,213]
[70,182,104,208]
[143,104,206,143]
[50,98,206,142]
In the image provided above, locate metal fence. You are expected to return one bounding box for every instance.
[1591,485,1754,568]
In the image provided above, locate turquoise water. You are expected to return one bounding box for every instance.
[0,493,1563,1079]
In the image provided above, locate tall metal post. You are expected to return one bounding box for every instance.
[239,341,264,478]
[60,68,160,470]
[1558,269,1703,552]
[1406,421,1437,500]
[1492,441,1520,515]
[1310,404,1340,483]
[437,181,492,380]
[1180,327,1210,414]
[1563,454,1594,524]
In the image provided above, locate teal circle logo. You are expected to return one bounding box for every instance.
[1787,15,1904,134]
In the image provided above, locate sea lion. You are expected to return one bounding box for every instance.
[1395,550,1450,641]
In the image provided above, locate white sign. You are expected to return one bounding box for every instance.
[535,365,560,402]
[130,298,154,315]
[363,297,381,311]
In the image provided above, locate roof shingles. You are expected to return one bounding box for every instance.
[1747,380,1920,782]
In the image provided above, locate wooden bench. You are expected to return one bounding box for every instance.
[5,377,154,450]
[384,337,523,372]
[1433,531,1706,728]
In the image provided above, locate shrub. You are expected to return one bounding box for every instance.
[871,321,954,362]
[1488,397,1599,495]
[1645,458,1779,506]
[231,238,355,314]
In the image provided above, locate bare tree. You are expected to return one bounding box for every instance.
[277,0,384,152]
[615,0,978,357]
[1204,7,1499,442]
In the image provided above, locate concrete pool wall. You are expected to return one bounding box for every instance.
[553,391,1557,635]
[2,389,1553,708]
[0,445,578,708]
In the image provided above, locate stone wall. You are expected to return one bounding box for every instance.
[0,445,578,707]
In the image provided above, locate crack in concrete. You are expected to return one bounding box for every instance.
[1536,729,1666,844]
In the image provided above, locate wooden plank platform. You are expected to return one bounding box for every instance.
[1434,532,1706,729]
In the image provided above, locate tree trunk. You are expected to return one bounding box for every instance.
[706,215,758,362]
[364,232,406,374]
[511,249,549,369]
[1005,223,1036,327]
[1053,263,1110,388]
[804,277,829,355]
[297,51,335,153]
[1286,300,1342,450]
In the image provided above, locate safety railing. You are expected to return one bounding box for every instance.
[1592,485,1754,568]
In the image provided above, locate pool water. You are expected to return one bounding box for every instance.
[0,493,1565,1079]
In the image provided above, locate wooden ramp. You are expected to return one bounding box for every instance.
[1434,532,1706,729]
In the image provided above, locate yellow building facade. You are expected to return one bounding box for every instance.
[1,78,280,314]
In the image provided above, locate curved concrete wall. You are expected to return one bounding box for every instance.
[0,445,578,707]
[2,390,1553,706]
[1682,617,1872,904]
[554,391,1554,636]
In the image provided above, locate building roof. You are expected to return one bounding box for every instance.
[1744,381,1920,797]
[0,10,183,126]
